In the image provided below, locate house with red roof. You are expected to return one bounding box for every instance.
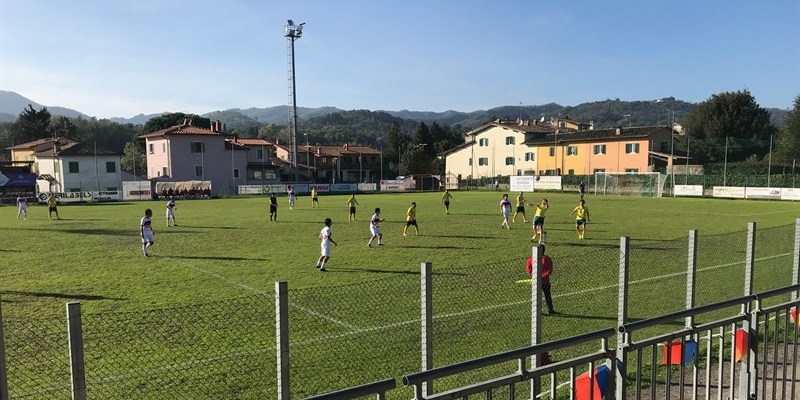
[274,142,383,183]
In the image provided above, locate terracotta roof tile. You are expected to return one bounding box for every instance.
[234,138,272,146]
[522,125,670,145]
[140,123,225,138]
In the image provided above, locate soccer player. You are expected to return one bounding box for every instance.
[441,190,454,215]
[403,202,419,236]
[316,218,337,272]
[141,208,155,257]
[512,191,528,223]
[499,194,512,229]
[528,198,549,244]
[367,207,385,247]
[311,187,319,208]
[570,200,590,239]
[166,197,178,226]
[16,195,27,220]
[578,181,586,200]
[269,193,278,222]
[47,193,60,220]
[346,194,360,221]
[288,186,296,210]
[525,245,556,314]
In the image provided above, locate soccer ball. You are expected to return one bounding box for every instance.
[535,176,540,181]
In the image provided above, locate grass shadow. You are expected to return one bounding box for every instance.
[1,290,127,301]
[164,255,270,261]
[332,268,468,276]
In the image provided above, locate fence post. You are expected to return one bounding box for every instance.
[741,223,757,399]
[793,218,800,302]
[614,237,630,400]
[420,262,433,397]
[275,281,290,400]
[0,296,8,400]
[686,230,698,327]
[66,302,86,400]
[529,245,542,399]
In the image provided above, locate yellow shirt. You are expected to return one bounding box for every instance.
[534,203,548,217]
[47,196,57,207]
[406,206,416,221]
[347,198,358,207]
[441,192,452,201]
[516,195,525,206]
[572,205,588,220]
[311,188,317,198]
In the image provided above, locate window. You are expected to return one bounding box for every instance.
[321,157,328,164]
[625,168,639,173]
[505,157,514,165]
[162,143,166,153]
[505,136,515,145]
[659,141,669,152]
[191,142,205,153]
[549,147,555,157]
[593,168,606,174]
[194,165,203,178]
[478,157,489,166]
[593,144,607,155]
[524,152,535,161]
[68,161,79,173]
[625,143,640,154]
[567,146,578,155]
[233,168,240,178]
[149,144,154,154]
[162,167,168,177]
[468,158,473,166]
[568,169,575,175]
[256,149,264,160]
[371,156,377,162]
[479,138,489,147]
[106,162,116,173]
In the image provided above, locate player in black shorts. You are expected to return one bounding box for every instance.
[269,193,278,222]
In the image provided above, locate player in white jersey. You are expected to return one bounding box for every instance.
[499,194,512,229]
[315,218,337,271]
[288,186,297,210]
[16,195,28,219]
[367,207,385,247]
[166,197,178,226]
[141,208,155,257]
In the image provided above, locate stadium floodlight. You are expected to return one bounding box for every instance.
[285,19,305,183]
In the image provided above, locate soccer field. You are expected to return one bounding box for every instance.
[1,192,798,399]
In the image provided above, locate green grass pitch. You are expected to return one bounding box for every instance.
[1,191,798,399]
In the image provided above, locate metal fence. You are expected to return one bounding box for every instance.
[0,222,798,399]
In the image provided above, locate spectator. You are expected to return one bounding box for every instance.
[525,245,556,314]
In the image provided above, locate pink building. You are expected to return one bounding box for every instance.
[141,120,250,196]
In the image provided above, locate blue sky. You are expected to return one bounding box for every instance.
[1,0,798,119]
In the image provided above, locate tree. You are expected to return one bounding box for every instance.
[775,96,800,164]
[10,104,51,143]
[679,90,777,163]
[142,113,212,134]
[400,144,432,175]
[121,141,147,176]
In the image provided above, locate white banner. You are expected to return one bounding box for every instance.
[238,185,265,195]
[780,188,800,201]
[93,191,121,201]
[122,181,153,200]
[331,183,357,192]
[745,187,781,200]
[357,183,377,191]
[712,186,745,199]
[38,191,92,203]
[674,185,704,197]
[509,176,535,192]
[533,176,562,191]
[380,180,408,192]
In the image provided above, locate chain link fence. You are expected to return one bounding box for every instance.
[2,223,797,399]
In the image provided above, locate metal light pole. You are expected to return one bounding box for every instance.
[304,133,310,181]
[723,136,729,186]
[669,111,675,195]
[284,19,305,183]
[768,134,773,187]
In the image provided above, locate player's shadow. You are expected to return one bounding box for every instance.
[174,226,240,230]
[57,228,130,236]
[1,290,126,301]
[167,255,270,261]
[437,234,494,239]
[394,245,478,250]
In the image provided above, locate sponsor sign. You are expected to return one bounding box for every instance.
[380,180,408,192]
[93,191,121,201]
[122,181,153,200]
[510,176,535,192]
[533,176,562,191]
[37,191,92,203]
[780,188,800,201]
[745,187,781,200]
[357,183,377,191]
[674,185,704,197]
[309,184,330,192]
[712,186,746,199]
[0,172,36,187]
[331,183,357,192]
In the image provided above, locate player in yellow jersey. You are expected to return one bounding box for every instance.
[403,201,419,236]
[346,194,360,221]
[311,187,319,208]
[441,190,454,214]
[569,200,590,239]
[512,191,528,223]
[528,198,548,243]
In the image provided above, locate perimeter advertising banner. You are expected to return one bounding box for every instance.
[712,186,746,199]
[673,185,704,197]
[780,188,800,201]
[37,191,92,203]
[533,176,562,191]
[744,187,781,200]
[122,181,153,200]
[510,176,535,192]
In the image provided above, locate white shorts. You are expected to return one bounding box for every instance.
[370,226,381,236]
[502,209,510,217]
[18,205,27,212]
[166,209,175,218]
[321,243,330,257]
[142,231,154,243]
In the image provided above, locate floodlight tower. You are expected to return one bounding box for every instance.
[285,19,305,183]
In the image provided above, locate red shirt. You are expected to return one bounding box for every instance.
[525,255,553,284]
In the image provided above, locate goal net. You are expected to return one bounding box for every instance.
[594,172,667,197]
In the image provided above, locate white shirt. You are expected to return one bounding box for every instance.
[17,197,27,207]
[167,200,176,209]
[370,213,381,226]
[289,190,296,200]
[320,226,332,245]
[141,216,153,233]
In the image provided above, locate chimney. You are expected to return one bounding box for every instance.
[589,121,594,130]
[182,118,189,126]
[343,143,349,150]
[209,121,215,132]
[615,126,622,136]
[216,120,221,133]
[222,123,227,133]
[316,147,321,155]
[275,138,280,145]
